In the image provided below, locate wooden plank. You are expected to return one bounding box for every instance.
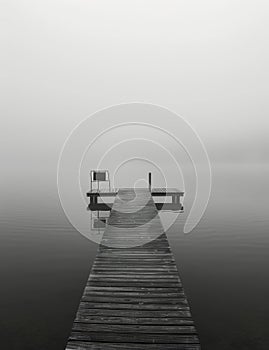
[92,266,178,271]
[90,273,180,277]
[85,286,183,293]
[86,282,182,288]
[89,274,179,279]
[66,342,200,350]
[69,331,199,344]
[79,302,189,311]
[74,309,192,318]
[81,296,188,305]
[72,323,196,334]
[93,262,177,266]
[83,290,185,298]
[66,189,200,349]
[74,315,194,325]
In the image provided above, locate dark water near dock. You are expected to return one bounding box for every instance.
[1,164,269,349]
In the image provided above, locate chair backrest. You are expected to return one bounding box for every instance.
[90,170,110,191]
[91,170,109,182]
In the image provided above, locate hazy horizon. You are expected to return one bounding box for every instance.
[1,1,269,181]
[1,1,269,349]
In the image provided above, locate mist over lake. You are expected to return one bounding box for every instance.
[1,163,268,349]
[1,1,269,348]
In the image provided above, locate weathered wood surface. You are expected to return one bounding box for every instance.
[66,189,200,350]
[86,188,184,196]
[87,187,184,211]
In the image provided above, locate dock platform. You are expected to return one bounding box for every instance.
[87,188,184,212]
[66,189,200,350]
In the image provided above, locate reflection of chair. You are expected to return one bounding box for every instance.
[90,170,111,192]
[90,211,109,231]
[93,217,108,229]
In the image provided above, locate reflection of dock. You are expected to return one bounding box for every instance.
[87,188,184,212]
[66,189,200,349]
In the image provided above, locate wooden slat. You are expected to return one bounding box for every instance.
[74,316,194,325]
[74,309,192,318]
[69,331,199,344]
[91,268,177,273]
[67,342,200,350]
[72,323,196,334]
[89,274,179,279]
[86,282,182,288]
[66,189,200,349]
[79,302,189,311]
[81,296,188,305]
[83,290,185,298]
[84,286,182,292]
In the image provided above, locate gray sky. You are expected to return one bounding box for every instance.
[1,0,269,185]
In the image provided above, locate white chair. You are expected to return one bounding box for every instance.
[90,170,111,192]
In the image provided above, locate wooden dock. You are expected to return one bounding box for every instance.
[87,188,184,212]
[66,189,200,350]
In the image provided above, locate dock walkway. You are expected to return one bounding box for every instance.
[66,189,200,350]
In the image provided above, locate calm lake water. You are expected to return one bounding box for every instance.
[1,163,269,349]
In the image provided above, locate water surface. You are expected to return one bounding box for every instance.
[1,163,269,349]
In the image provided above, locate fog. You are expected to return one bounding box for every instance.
[1,1,268,184]
[1,3,269,349]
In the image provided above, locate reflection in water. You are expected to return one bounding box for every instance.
[0,164,269,349]
[90,211,109,234]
